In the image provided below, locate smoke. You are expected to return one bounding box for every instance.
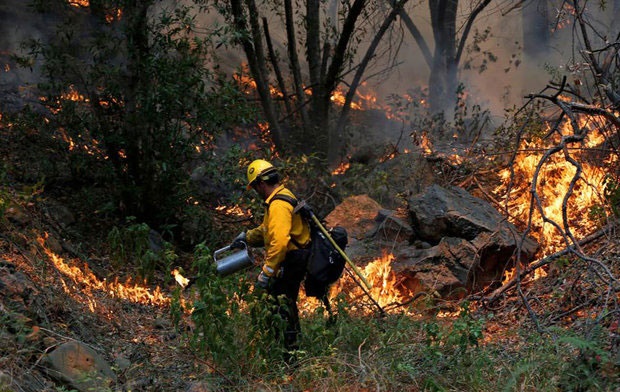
[0,1,53,111]
[3,1,618,138]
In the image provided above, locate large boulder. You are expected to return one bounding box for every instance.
[409,184,509,243]
[324,195,411,262]
[394,185,539,298]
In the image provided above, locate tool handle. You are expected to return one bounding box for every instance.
[213,245,231,263]
[213,242,248,263]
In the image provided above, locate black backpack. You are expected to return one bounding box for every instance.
[269,194,348,299]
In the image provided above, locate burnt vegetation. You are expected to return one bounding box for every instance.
[0,0,619,391]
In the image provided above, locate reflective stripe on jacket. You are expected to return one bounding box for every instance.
[246,185,311,277]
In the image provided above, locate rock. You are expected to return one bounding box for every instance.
[394,237,479,298]
[393,184,540,297]
[325,194,382,239]
[186,380,212,392]
[5,204,30,226]
[44,234,64,254]
[114,355,131,372]
[45,203,75,228]
[154,317,171,329]
[0,266,38,314]
[44,341,117,392]
[409,184,510,242]
[324,195,385,261]
[366,209,412,243]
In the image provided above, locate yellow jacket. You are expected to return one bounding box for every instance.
[246,185,311,277]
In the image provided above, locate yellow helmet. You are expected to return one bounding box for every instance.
[246,159,276,189]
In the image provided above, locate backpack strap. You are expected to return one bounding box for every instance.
[269,193,306,249]
[270,194,298,208]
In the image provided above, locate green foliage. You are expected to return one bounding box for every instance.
[190,243,262,376]
[422,302,485,369]
[499,327,617,392]
[189,242,297,382]
[18,1,255,229]
[453,83,492,142]
[556,329,614,391]
[588,175,620,226]
[603,174,620,217]
[107,217,176,282]
[170,286,184,332]
[183,269,619,392]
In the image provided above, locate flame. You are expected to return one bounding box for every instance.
[495,117,617,256]
[298,252,411,316]
[234,65,282,98]
[215,204,249,217]
[331,161,350,175]
[62,85,86,102]
[68,0,89,7]
[330,90,361,110]
[37,234,171,313]
[413,131,434,155]
[106,8,123,23]
[360,252,407,308]
[329,82,381,110]
[172,268,190,289]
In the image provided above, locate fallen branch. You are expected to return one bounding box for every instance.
[482,219,618,304]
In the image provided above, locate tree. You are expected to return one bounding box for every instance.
[376,0,493,126]
[220,0,406,162]
[522,0,550,60]
[22,0,252,228]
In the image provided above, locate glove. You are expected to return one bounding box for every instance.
[256,271,270,290]
[230,231,247,249]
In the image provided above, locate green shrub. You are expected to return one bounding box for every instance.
[107,217,176,282]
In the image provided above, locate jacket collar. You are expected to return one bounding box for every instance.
[264,184,286,205]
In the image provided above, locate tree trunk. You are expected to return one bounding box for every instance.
[428,0,458,120]
[323,0,367,161]
[123,0,151,217]
[284,0,311,144]
[333,0,409,163]
[522,0,550,60]
[306,0,321,89]
[230,0,283,150]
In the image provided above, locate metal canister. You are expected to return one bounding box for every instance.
[213,243,254,276]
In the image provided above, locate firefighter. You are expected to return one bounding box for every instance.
[230,159,311,359]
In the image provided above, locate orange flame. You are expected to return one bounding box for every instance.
[37,234,171,313]
[331,161,350,175]
[360,252,407,308]
[495,117,616,256]
[68,0,89,7]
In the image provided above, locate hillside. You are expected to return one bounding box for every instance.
[1,118,619,391]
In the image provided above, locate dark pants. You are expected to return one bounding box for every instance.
[268,249,309,351]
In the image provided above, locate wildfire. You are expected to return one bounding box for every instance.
[360,252,408,308]
[215,204,249,218]
[331,161,350,175]
[495,117,617,256]
[37,234,171,314]
[413,131,434,155]
[297,253,412,316]
[330,90,361,110]
[68,0,89,7]
[234,66,282,99]
[106,8,123,23]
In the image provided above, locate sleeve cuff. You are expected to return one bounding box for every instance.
[262,264,276,277]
